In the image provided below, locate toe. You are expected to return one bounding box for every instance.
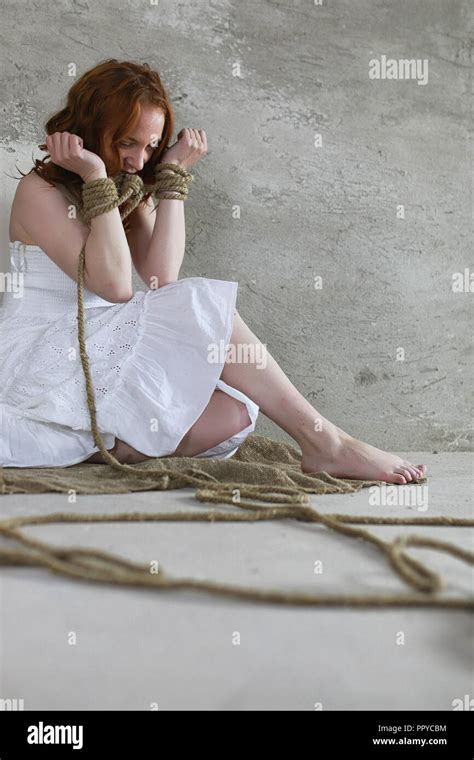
[391,472,407,485]
[409,463,426,480]
[404,464,420,481]
[395,467,412,482]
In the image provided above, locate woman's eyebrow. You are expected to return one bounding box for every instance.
[125,136,162,144]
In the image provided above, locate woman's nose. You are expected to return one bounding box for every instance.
[126,152,146,170]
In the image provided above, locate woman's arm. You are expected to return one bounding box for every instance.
[127,174,186,289]
[40,132,134,301]
[84,167,134,299]
[13,169,133,304]
[128,130,207,289]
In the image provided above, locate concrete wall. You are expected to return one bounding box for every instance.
[0,0,471,451]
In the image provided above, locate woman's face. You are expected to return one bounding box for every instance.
[103,104,166,175]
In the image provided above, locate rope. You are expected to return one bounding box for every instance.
[1,164,471,610]
[0,498,472,609]
[77,163,194,475]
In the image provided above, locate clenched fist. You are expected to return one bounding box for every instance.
[41,132,106,182]
[160,128,207,170]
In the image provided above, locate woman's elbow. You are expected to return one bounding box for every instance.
[112,288,134,303]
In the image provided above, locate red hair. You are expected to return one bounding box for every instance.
[16,58,175,226]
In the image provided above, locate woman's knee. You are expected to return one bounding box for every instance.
[173,390,251,457]
[213,391,251,436]
[233,398,252,432]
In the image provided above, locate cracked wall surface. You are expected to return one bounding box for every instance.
[0,0,471,451]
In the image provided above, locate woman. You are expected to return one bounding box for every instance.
[2,59,425,482]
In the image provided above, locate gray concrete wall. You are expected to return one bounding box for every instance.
[0,0,471,451]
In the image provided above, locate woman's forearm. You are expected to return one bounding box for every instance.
[86,209,133,300]
[83,169,133,301]
[147,196,185,285]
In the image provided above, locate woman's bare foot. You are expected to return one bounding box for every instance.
[301,430,427,484]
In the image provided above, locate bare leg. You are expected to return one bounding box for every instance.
[171,389,251,457]
[219,311,426,484]
[84,438,120,464]
[84,390,252,464]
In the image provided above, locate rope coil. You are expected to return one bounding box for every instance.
[0,503,472,608]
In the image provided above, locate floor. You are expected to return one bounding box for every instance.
[0,451,472,711]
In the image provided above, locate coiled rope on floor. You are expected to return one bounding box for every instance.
[0,483,472,608]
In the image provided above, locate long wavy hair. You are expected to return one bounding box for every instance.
[16,58,175,228]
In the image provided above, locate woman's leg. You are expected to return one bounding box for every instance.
[218,311,426,484]
[171,389,251,457]
[86,311,427,480]
[84,390,252,464]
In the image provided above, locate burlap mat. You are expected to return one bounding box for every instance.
[0,434,374,495]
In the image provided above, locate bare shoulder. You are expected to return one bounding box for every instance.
[15,170,56,197]
[11,172,62,244]
[10,173,45,245]
[14,170,78,207]
[10,170,88,248]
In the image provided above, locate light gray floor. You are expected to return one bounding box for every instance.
[0,451,472,711]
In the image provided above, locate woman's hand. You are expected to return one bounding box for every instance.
[42,132,107,182]
[160,128,207,170]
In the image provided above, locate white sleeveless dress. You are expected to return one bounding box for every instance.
[0,240,259,467]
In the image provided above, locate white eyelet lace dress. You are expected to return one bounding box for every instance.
[0,240,259,467]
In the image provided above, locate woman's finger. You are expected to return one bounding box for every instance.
[194,128,203,150]
[50,132,62,161]
[53,131,67,162]
[198,129,207,152]
[194,129,204,150]
[70,134,83,153]
[66,132,76,154]
[189,128,198,149]
[184,127,197,149]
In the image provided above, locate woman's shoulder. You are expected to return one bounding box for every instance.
[10,171,85,247]
[13,171,59,209]
[10,173,49,245]
[17,170,82,197]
